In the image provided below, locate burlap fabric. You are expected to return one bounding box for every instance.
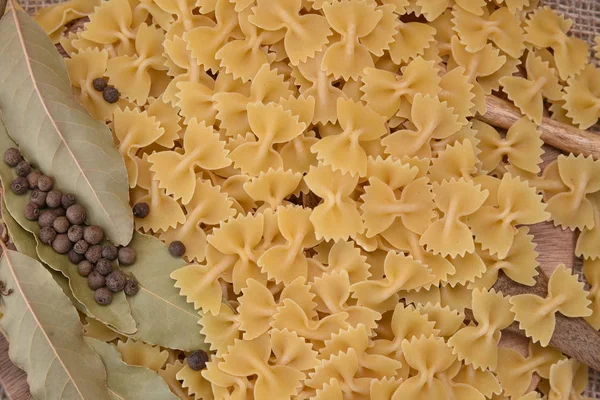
[13,0,600,397]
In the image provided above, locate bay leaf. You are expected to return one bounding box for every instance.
[0,121,137,334]
[0,3,133,246]
[85,338,179,400]
[126,232,207,351]
[0,247,111,400]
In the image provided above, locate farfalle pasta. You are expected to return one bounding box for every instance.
[563,64,600,130]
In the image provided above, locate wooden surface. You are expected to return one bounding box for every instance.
[0,335,30,400]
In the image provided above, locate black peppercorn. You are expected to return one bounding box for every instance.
[169,241,186,257]
[37,175,53,192]
[124,278,139,296]
[78,260,94,277]
[53,216,70,233]
[106,270,126,292]
[11,177,29,195]
[84,225,104,245]
[24,203,39,221]
[187,350,209,371]
[61,193,76,208]
[38,226,57,245]
[29,189,47,207]
[45,189,62,208]
[132,202,150,218]
[102,86,120,103]
[94,287,113,306]
[85,244,103,263]
[88,270,105,289]
[66,204,86,225]
[96,258,113,276]
[38,210,58,228]
[73,239,89,255]
[68,249,85,264]
[102,244,118,261]
[52,234,72,254]
[26,170,42,189]
[92,77,108,91]
[118,246,136,265]
[15,161,31,177]
[68,225,84,242]
[4,148,22,167]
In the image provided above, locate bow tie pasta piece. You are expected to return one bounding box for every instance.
[148,120,231,204]
[413,0,450,21]
[445,250,487,287]
[145,95,182,147]
[525,7,588,80]
[249,0,332,65]
[419,178,488,257]
[510,265,592,347]
[583,259,600,330]
[361,177,436,237]
[448,289,514,370]
[35,0,100,43]
[199,306,242,356]
[243,169,303,209]
[280,133,319,175]
[80,0,138,53]
[428,139,479,184]
[576,194,600,260]
[359,3,397,58]
[313,239,371,285]
[500,52,563,125]
[474,118,543,174]
[452,6,525,58]
[546,154,600,230]
[415,303,464,338]
[563,65,600,130]
[116,338,169,371]
[453,364,502,399]
[160,179,236,262]
[270,329,320,372]
[381,0,409,14]
[370,377,403,400]
[361,57,441,119]
[351,252,435,314]
[383,94,462,159]
[201,357,255,399]
[219,334,306,400]
[304,164,364,241]
[229,103,305,176]
[388,21,436,65]
[311,98,387,177]
[468,174,549,258]
[438,67,476,125]
[548,358,588,400]
[65,49,118,122]
[365,156,420,191]
[184,0,242,72]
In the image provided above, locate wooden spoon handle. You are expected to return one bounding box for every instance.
[479,96,600,159]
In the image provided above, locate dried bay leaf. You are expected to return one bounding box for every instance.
[0,121,137,334]
[85,338,179,400]
[0,3,133,246]
[0,247,111,400]
[126,232,207,351]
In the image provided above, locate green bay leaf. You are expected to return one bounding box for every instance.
[0,4,133,246]
[0,121,137,334]
[85,338,179,400]
[126,232,207,351]
[0,248,111,400]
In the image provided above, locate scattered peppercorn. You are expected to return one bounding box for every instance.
[85,244,103,263]
[92,77,108,91]
[88,270,106,289]
[106,270,126,292]
[73,239,89,255]
[61,193,76,208]
[78,260,94,277]
[4,148,22,167]
[24,203,40,221]
[53,216,70,233]
[68,249,85,264]
[54,207,66,217]
[67,224,84,242]
[124,278,139,296]
[66,204,86,225]
[45,189,62,208]
[38,210,58,228]
[37,175,54,192]
[29,189,47,207]
[15,161,31,177]
[118,246,136,265]
[187,350,209,371]
[52,233,72,254]
[102,245,118,261]
[11,177,29,195]
[102,86,120,103]
[169,241,186,257]
[38,226,57,245]
[96,258,113,276]
[26,170,42,189]
[84,225,104,245]
[132,202,150,218]
[94,287,113,306]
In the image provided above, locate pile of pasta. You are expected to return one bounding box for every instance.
[36,0,600,398]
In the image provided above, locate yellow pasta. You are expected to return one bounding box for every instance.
[563,64,600,129]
